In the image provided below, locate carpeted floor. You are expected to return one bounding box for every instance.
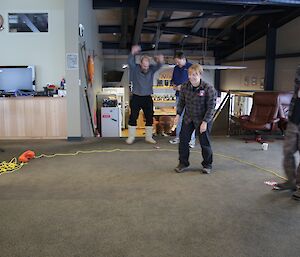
[0,136,300,257]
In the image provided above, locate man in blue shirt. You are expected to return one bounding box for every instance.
[169,52,196,148]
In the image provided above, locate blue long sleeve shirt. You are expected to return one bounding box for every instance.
[171,62,192,97]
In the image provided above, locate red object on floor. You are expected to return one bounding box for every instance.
[18,150,36,163]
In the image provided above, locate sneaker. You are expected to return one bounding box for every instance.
[202,167,212,174]
[174,163,189,173]
[169,138,180,144]
[292,189,300,200]
[272,181,296,191]
[189,142,195,148]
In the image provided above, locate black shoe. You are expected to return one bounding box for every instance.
[272,182,296,191]
[174,163,189,173]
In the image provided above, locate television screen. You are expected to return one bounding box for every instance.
[0,66,35,92]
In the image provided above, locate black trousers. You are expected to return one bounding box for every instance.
[179,121,213,168]
[129,94,153,126]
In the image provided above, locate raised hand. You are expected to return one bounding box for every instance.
[131,45,141,55]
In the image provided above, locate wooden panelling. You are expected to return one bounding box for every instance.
[0,97,67,139]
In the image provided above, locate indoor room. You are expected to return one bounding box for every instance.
[1,0,300,257]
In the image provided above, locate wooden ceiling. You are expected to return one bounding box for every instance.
[94,0,300,58]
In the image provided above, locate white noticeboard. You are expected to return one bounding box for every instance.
[66,53,79,70]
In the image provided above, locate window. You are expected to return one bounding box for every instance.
[8,13,48,32]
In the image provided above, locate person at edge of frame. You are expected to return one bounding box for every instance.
[273,65,300,202]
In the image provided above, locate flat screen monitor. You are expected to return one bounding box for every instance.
[0,66,35,92]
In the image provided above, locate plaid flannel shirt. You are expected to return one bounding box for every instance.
[288,66,300,121]
[177,80,217,128]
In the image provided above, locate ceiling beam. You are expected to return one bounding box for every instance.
[148,1,287,12]
[217,7,300,59]
[100,41,214,50]
[151,11,173,47]
[120,9,129,49]
[132,0,149,45]
[163,0,300,7]
[191,13,205,34]
[148,1,245,12]
[99,25,222,37]
[93,0,300,9]
[209,6,256,45]
[143,8,284,25]
[144,26,222,38]
[93,0,138,9]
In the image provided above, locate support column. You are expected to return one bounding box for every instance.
[264,24,276,91]
[65,0,82,140]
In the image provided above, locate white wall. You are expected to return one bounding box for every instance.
[0,0,104,138]
[226,36,266,61]
[220,60,265,91]
[277,17,300,55]
[274,16,300,91]
[274,57,300,91]
[64,0,81,138]
[221,16,300,92]
[220,35,266,91]
[0,0,65,90]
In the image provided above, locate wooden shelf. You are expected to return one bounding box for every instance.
[153,86,173,89]
[154,107,176,116]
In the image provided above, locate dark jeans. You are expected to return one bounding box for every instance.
[179,121,213,168]
[129,94,153,126]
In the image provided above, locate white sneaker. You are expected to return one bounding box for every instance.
[169,138,180,144]
[189,142,195,148]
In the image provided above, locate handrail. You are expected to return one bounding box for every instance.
[213,91,230,122]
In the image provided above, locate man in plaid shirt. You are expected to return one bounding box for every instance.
[174,64,217,174]
[273,65,300,200]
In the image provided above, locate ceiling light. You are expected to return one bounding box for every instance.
[184,35,188,38]
[202,65,247,70]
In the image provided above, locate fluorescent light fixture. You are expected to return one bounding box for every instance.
[202,65,247,70]
[165,64,246,70]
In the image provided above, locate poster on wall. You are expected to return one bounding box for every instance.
[8,13,48,32]
[66,53,79,70]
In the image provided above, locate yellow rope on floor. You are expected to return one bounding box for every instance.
[1,148,287,181]
[214,152,287,181]
[0,158,25,175]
